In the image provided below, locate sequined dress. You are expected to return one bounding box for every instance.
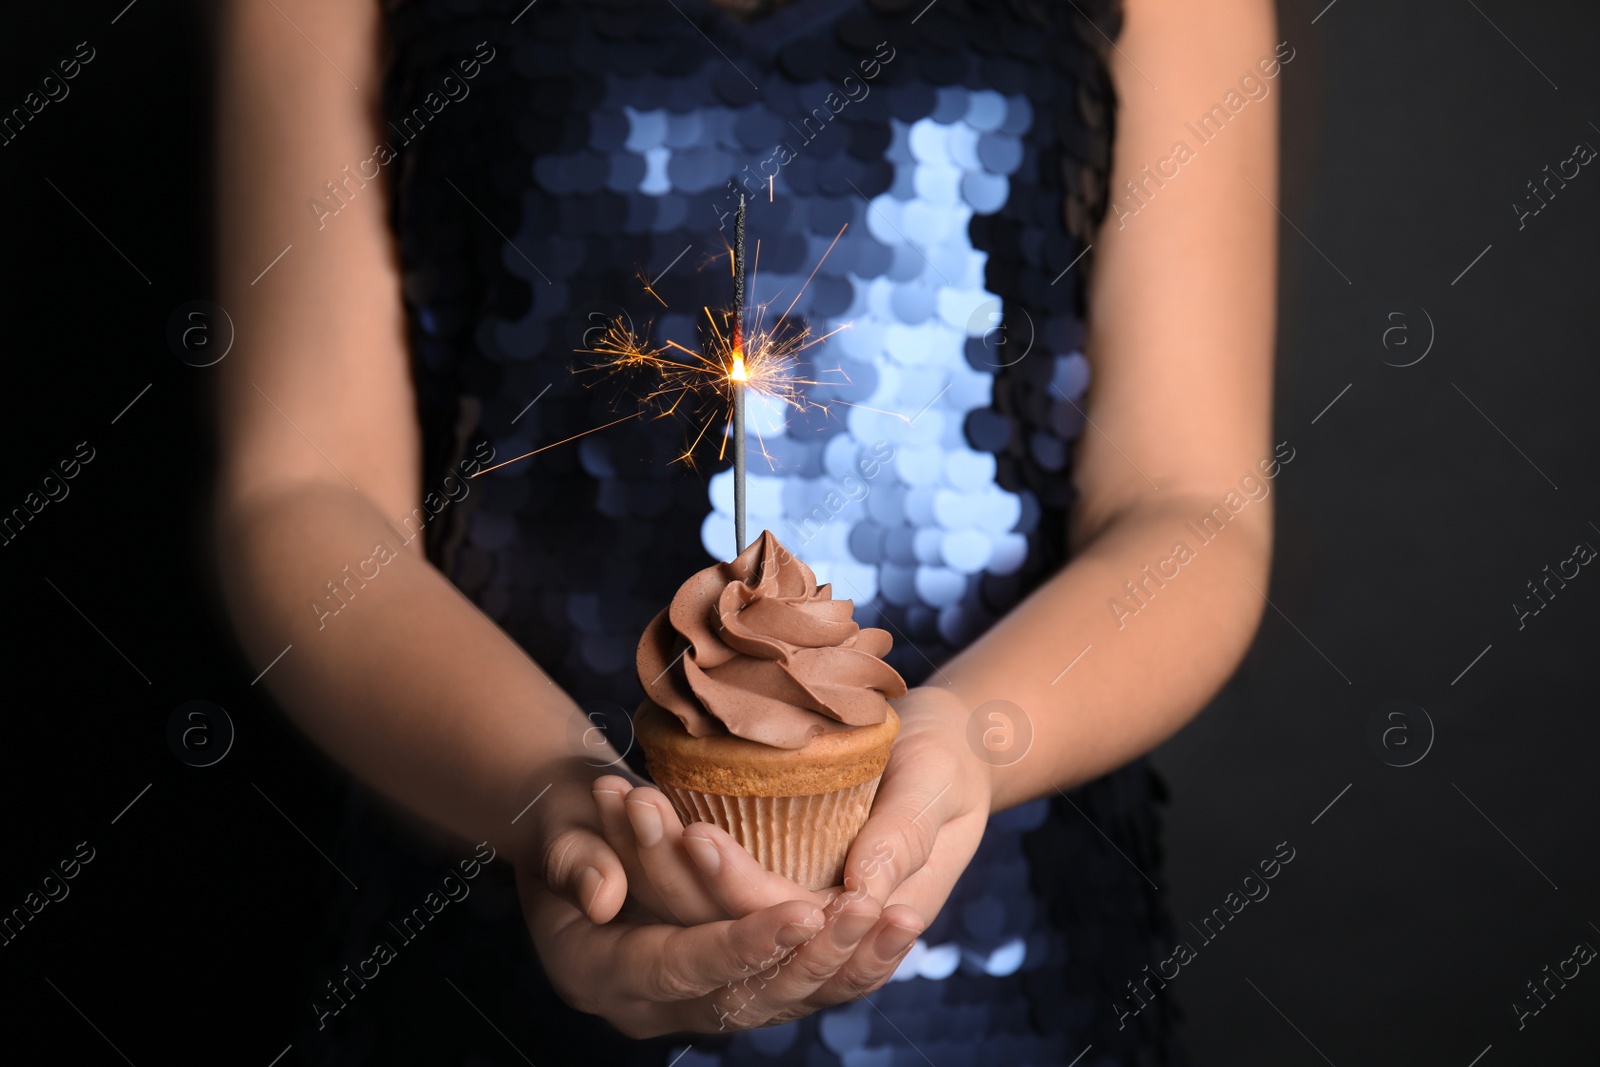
[298,1,1189,1063]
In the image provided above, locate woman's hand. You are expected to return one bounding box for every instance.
[589,687,991,930]
[838,685,993,921]
[590,775,834,925]
[585,685,990,1004]
[523,757,831,926]
[516,758,923,1036]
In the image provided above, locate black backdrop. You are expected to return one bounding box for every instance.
[2,2,1597,1064]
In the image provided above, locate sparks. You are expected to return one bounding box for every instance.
[575,221,853,472]
[470,410,644,478]
[475,218,853,478]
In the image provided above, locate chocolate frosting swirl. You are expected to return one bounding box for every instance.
[637,529,909,749]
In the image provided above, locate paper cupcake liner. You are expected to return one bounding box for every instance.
[659,777,884,891]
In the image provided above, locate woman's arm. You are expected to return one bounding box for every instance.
[944,0,1281,808]
[213,0,585,868]
[213,0,906,1036]
[831,0,1281,910]
[590,0,1283,963]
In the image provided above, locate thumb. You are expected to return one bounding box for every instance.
[841,776,948,907]
[538,824,629,923]
[520,775,631,923]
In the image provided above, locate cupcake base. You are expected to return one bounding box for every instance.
[633,699,900,891]
[658,779,883,891]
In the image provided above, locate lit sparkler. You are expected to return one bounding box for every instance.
[475,195,857,563]
[731,193,748,552]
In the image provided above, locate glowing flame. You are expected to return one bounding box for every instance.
[477,223,870,478]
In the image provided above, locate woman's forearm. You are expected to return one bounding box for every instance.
[939,489,1270,810]
[216,480,603,856]
[211,0,610,860]
[942,0,1282,810]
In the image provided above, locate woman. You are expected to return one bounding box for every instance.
[214,0,1277,1061]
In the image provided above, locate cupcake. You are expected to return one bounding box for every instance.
[634,529,908,890]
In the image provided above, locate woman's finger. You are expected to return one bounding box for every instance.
[624,787,725,925]
[590,774,637,854]
[519,775,633,924]
[526,884,826,1030]
[631,898,828,1006]
[536,821,629,924]
[663,901,827,1012]
[523,871,901,1036]
[596,778,823,926]
[594,778,727,925]
[708,892,882,1029]
[810,902,924,1006]
[840,787,946,907]
[681,821,830,917]
[593,777,676,920]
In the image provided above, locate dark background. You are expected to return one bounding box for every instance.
[2,1,1596,1064]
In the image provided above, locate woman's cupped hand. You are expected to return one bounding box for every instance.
[511,685,992,1038]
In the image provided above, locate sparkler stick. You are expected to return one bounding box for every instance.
[731,193,748,555]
